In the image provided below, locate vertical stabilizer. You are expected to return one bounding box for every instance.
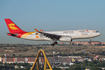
[4,19,26,33]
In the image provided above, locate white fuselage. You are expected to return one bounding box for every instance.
[21,30,101,41]
[4,19,101,42]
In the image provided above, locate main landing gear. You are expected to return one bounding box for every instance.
[69,39,72,45]
[51,41,58,46]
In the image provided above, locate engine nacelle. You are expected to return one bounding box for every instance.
[59,37,72,42]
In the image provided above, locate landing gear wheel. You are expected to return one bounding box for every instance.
[69,39,72,45]
[89,38,91,44]
[55,42,57,44]
[51,42,58,46]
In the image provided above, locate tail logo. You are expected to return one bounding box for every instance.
[8,23,19,30]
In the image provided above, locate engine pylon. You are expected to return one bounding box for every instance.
[30,49,53,70]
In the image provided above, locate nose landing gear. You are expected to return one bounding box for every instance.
[89,38,91,44]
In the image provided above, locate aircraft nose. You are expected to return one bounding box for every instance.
[98,33,101,36]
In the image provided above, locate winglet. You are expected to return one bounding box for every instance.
[40,29,43,32]
[35,29,39,32]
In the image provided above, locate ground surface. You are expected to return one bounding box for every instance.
[0,44,105,57]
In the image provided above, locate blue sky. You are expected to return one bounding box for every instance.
[0,0,105,44]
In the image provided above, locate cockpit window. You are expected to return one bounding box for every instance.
[96,31,99,33]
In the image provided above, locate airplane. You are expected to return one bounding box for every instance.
[4,19,101,46]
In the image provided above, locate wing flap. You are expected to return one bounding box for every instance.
[35,29,62,40]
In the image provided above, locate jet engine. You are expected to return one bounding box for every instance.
[59,36,72,42]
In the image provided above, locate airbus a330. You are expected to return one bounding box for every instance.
[5,19,101,46]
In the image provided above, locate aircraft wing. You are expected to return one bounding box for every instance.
[35,29,62,40]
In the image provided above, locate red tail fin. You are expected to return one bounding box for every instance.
[4,19,26,33]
